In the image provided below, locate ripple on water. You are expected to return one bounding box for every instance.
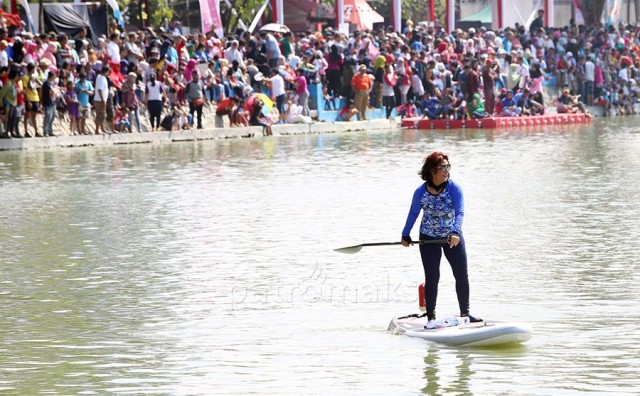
[0,122,639,394]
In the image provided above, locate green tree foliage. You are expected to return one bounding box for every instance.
[219,0,271,35]
[115,0,171,28]
[365,0,447,31]
[401,0,439,24]
[122,0,269,34]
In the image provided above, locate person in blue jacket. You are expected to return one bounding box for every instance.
[500,90,522,117]
[401,151,482,329]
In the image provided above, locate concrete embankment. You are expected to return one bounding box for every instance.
[0,118,399,151]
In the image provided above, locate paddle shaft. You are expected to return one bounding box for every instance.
[334,239,449,254]
[359,240,449,248]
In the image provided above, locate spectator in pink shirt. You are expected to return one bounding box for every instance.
[295,68,310,117]
[325,44,344,100]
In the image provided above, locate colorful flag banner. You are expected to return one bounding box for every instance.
[200,0,223,35]
[105,0,124,27]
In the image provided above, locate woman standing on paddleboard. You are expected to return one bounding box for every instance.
[401,151,482,329]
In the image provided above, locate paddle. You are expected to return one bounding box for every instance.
[334,239,449,254]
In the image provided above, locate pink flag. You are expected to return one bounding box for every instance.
[200,0,222,34]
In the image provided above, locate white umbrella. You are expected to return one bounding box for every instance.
[259,23,290,33]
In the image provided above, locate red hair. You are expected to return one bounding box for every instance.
[419,151,449,181]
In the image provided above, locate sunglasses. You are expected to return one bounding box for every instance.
[437,163,452,171]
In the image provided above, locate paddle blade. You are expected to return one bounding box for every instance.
[333,245,364,254]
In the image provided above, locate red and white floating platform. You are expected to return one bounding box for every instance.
[401,114,592,130]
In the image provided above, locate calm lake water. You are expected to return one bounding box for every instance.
[1,119,639,395]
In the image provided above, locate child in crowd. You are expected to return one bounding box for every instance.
[160,108,176,131]
[440,89,454,119]
[469,92,489,119]
[176,106,190,129]
[106,84,117,133]
[15,80,26,137]
[494,88,508,114]
[285,98,312,124]
[421,91,443,119]
[399,99,417,118]
[64,80,80,135]
[593,90,611,116]
[451,93,467,120]
[618,89,636,115]
[323,86,336,110]
[500,90,522,117]
[160,104,185,131]
[115,106,132,133]
[611,88,620,112]
[514,89,544,116]
[235,99,249,126]
[337,99,358,121]
[530,91,545,114]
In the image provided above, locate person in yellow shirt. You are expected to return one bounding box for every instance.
[351,64,372,120]
[22,63,42,137]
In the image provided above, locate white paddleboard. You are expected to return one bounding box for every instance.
[388,314,533,347]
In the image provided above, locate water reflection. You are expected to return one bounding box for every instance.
[421,345,475,395]
[421,344,532,395]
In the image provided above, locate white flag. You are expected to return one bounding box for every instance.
[105,0,124,27]
[19,0,36,33]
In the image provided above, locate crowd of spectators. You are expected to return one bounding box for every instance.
[1,14,640,138]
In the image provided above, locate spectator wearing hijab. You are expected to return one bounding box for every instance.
[225,40,244,67]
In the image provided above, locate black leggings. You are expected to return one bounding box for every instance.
[383,96,395,118]
[189,102,204,129]
[326,69,342,98]
[419,234,470,320]
[148,100,163,129]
